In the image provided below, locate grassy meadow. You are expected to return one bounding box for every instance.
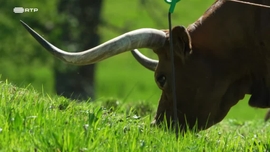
[1,81,270,151]
[1,0,270,151]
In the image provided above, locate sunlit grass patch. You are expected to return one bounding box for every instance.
[0,81,269,151]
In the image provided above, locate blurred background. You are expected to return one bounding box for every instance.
[0,0,267,120]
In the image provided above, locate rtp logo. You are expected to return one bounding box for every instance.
[13,7,38,13]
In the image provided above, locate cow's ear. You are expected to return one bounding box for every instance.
[171,26,192,56]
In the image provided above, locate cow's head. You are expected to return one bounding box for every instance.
[132,26,252,131]
[21,21,250,132]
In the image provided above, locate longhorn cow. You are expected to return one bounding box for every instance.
[21,0,270,131]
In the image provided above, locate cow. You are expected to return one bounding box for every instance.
[21,0,270,132]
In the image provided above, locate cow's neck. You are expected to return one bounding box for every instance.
[188,0,270,53]
[186,0,270,76]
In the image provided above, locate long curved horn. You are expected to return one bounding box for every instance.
[131,49,158,71]
[20,20,166,65]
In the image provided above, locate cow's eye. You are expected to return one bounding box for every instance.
[156,75,166,88]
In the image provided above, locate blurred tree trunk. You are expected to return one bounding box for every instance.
[54,0,103,101]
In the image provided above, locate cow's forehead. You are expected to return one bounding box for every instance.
[153,46,171,61]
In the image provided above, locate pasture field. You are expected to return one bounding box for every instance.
[0,81,270,151]
[1,0,270,151]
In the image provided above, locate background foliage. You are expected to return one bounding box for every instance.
[0,0,267,120]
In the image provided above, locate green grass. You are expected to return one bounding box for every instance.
[1,1,270,151]
[1,81,270,151]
